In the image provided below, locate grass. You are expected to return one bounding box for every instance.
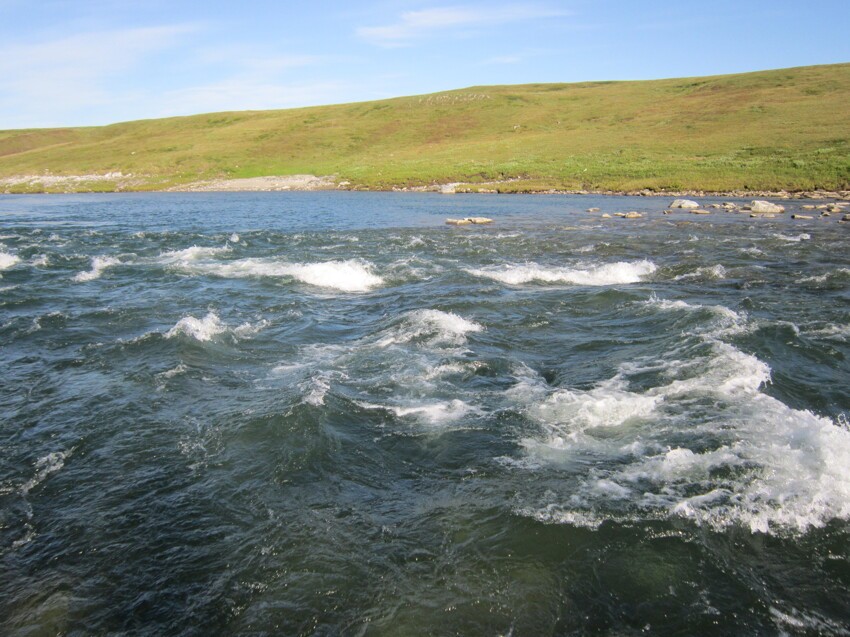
[1,63,849,193]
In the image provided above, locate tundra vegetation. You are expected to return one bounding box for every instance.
[0,63,848,193]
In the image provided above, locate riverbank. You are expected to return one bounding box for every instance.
[2,173,849,199]
[1,64,848,197]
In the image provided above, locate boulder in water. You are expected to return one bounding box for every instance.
[445,217,493,226]
[744,200,785,213]
[623,212,643,219]
[670,199,700,209]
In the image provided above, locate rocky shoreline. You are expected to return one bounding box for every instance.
[2,172,849,199]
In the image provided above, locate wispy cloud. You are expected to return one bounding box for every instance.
[357,4,569,47]
[0,24,197,127]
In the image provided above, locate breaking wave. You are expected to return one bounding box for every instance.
[161,251,383,292]
[513,299,850,534]
[467,260,657,286]
[165,312,267,342]
[74,256,121,282]
[0,251,21,270]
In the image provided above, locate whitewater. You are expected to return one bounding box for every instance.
[1,191,849,635]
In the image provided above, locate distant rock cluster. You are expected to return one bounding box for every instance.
[581,199,850,221]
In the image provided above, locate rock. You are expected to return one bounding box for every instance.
[708,204,721,209]
[691,209,711,214]
[587,207,600,212]
[801,205,816,210]
[821,212,831,217]
[614,212,627,217]
[670,199,700,209]
[792,214,813,219]
[445,217,493,226]
[840,214,850,223]
[623,212,643,219]
[744,200,785,213]
[750,213,776,218]
[601,213,611,218]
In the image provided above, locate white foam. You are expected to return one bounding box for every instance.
[157,245,231,264]
[798,268,850,284]
[0,251,21,270]
[300,373,334,406]
[673,264,726,281]
[31,254,49,267]
[233,319,270,338]
[468,260,657,286]
[513,321,850,534]
[774,233,811,242]
[73,256,120,282]
[533,377,660,433]
[806,323,850,341]
[165,312,227,342]
[158,363,189,379]
[168,255,383,292]
[229,233,240,243]
[21,450,71,496]
[642,295,745,332]
[362,399,477,425]
[769,606,850,634]
[279,260,382,292]
[376,309,483,348]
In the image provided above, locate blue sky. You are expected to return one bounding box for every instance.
[1,0,848,128]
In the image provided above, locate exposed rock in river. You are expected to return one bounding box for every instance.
[744,200,786,213]
[670,199,700,209]
[446,217,494,225]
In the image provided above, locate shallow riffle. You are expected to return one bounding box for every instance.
[1,192,849,635]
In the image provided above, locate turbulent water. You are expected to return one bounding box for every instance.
[1,192,849,635]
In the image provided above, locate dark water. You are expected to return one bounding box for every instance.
[1,192,849,635]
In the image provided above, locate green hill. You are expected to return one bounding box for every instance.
[1,63,849,193]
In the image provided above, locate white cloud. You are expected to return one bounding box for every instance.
[357,4,569,47]
[0,24,197,127]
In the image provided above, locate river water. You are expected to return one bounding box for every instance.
[1,192,849,635]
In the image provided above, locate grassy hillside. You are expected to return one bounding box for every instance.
[1,63,849,193]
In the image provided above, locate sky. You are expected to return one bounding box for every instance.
[1,0,849,129]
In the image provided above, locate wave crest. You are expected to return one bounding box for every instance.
[468,260,656,286]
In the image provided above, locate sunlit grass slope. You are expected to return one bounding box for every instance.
[1,63,848,192]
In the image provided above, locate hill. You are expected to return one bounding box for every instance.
[1,63,849,193]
